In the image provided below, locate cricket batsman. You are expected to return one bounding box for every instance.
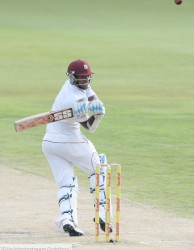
[42,59,111,236]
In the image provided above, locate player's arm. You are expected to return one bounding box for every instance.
[81,99,105,133]
[73,97,105,133]
[88,94,98,102]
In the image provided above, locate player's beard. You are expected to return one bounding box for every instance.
[78,84,90,90]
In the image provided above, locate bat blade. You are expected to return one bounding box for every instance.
[14,108,73,132]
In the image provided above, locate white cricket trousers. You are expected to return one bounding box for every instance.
[42,140,100,187]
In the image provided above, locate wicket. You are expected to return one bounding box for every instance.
[95,163,121,243]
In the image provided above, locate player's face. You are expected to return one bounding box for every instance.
[76,75,92,90]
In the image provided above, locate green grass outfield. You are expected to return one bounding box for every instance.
[1,0,194,218]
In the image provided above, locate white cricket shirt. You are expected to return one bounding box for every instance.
[43,80,96,142]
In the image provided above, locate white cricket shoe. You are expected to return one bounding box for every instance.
[62,219,84,237]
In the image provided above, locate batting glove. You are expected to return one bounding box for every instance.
[88,99,105,116]
[73,98,89,122]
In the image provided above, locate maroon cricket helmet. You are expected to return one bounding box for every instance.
[67,59,94,76]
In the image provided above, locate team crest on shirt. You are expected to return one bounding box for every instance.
[83,64,88,70]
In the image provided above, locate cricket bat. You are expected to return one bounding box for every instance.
[14,108,74,132]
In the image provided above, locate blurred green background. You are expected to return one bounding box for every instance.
[0,0,194,218]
